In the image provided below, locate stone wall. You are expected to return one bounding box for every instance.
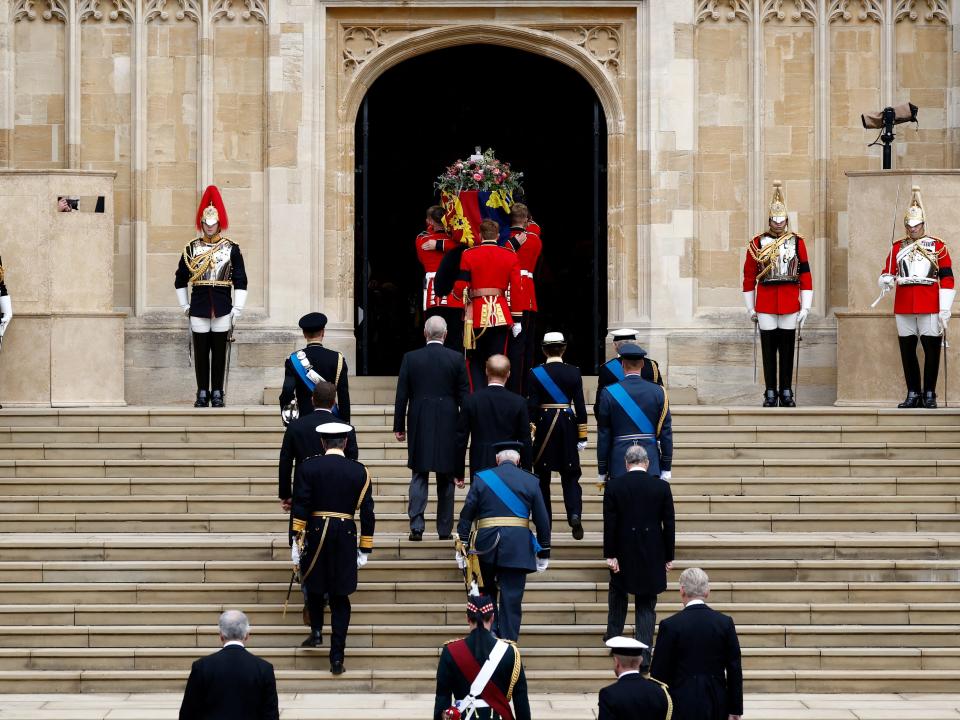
[0,0,955,405]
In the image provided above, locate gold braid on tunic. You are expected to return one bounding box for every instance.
[748,233,795,282]
[183,237,230,284]
[505,641,522,701]
[0,264,5,283]
[898,236,947,270]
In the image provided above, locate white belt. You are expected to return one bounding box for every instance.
[520,270,533,278]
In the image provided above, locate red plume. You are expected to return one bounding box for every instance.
[195,185,229,231]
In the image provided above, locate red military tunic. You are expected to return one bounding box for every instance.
[453,240,522,327]
[881,236,954,315]
[742,232,813,314]
[506,226,542,314]
[415,229,464,310]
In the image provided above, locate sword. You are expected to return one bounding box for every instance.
[752,318,758,383]
[793,322,802,401]
[872,185,903,308]
[223,320,235,399]
[943,321,950,408]
[282,568,298,618]
[186,317,193,366]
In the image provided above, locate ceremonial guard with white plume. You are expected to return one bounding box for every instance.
[742,181,813,407]
[290,422,374,675]
[175,185,248,408]
[877,186,955,408]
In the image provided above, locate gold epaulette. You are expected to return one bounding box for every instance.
[648,676,669,690]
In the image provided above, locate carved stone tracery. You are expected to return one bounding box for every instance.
[696,0,753,23]
[893,0,949,23]
[762,0,817,23]
[14,0,68,22]
[144,0,200,23]
[211,0,266,24]
[547,26,622,73]
[828,0,883,23]
[78,0,134,23]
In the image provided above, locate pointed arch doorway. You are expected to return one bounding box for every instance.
[354,43,608,375]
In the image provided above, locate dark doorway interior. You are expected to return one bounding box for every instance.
[355,44,607,375]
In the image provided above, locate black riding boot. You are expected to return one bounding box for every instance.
[897,335,922,408]
[210,332,229,405]
[192,332,211,404]
[759,329,779,406]
[920,334,942,408]
[778,328,797,406]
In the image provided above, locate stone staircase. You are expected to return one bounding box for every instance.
[0,384,959,696]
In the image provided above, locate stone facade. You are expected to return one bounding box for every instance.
[0,0,956,405]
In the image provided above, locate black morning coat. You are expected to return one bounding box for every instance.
[594,356,663,417]
[525,360,588,472]
[650,603,744,720]
[173,242,247,318]
[433,627,531,720]
[291,453,374,596]
[178,644,279,720]
[598,673,672,720]
[602,469,675,596]
[457,462,551,572]
[278,409,359,501]
[393,342,469,474]
[596,375,673,479]
[278,342,351,420]
[456,384,531,479]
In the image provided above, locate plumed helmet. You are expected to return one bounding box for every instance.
[904,185,925,227]
[196,185,229,231]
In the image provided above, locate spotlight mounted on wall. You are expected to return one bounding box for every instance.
[862,102,919,170]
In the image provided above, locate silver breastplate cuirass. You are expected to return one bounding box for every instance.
[896,237,937,285]
[187,237,234,283]
[759,234,799,284]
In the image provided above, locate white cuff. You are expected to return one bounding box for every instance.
[742,290,755,313]
[800,289,813,311]
[939,288,956,313]
[175,287,189,308]
[0,295,12,319]
[233,289,248,311]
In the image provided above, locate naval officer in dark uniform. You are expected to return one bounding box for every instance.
[456,440,551,641]
[526,332,588,540]
[291,422,374,675]
[279,312,350,422]
[595,330,663,419]
[433,594,531,720]
[599,637,672,720]
[596,344,673,482]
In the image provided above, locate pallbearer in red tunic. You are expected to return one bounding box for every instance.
[505,204,542,395]
[742,181,813,407]
[454,219,523,392]
[877,186,954,408]
[417,205,465,353]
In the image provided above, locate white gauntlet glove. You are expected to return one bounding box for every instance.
[940,289,955,330]
[356,550,368,569]
[175,287,190,316]
[456,551,466,571]
[798,289,813,328]
[290,544,300,565]
[536,558,549,573]
[231,289,247,325]
[796,309,809,327]
[879,274,896,292]
[512,323,522,338]
[743,290,757,322]
[940,309,951,329]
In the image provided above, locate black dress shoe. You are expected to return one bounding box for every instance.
[923,391,938,409]
[408,530,423,541]
[779,388,796,408]
[194,390,210,408]
[211,390,225,408]
[330,660,345,675]
[898,391,922,408]
[438,534,453,541]
[300,630,323,648]
[570,515,584,541]
[762,389,778,407]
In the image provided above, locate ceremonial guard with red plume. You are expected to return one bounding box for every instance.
[877,186,954,408]
[742,181,813,407]
[417,204,466,353]
[175,186,248,407]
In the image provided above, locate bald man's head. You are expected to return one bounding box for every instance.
[486,354,511,382]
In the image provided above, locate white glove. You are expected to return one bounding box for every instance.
[512,323,522,338]
[879,274,896,291]
[577,441,587,452]
[181,305,190,317]
[0,319,8,337]
[456,551,466,571]
[175,287,189,316]
[797,308,809,327]
[536,558,549,573]
[940,309,951,328]
[660,470,672,482]
[231,306,243,324]
[291,544,300,565]
[356,550,368,569]
[940,289,955,330]
[231,289,248,325]
[743,290,757,322]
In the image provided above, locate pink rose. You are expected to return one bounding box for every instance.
[473,172,483,181]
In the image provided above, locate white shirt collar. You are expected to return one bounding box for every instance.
[627,467,646,472]
[545,357,563,364]
[487,381,505,387]
[223,640,245,648]
[426,340,444,345]
[618,670,641,678]
[685,599,706,607]
[325,449,346,457]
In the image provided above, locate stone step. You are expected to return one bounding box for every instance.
[0,602,957,628]
[4,558,959,584]
[0,580,952,606]
[2,533,960,563]
[3,668,960,694]
[1,494,956,517]
[4,511,959,533]
[1,475,957,497]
